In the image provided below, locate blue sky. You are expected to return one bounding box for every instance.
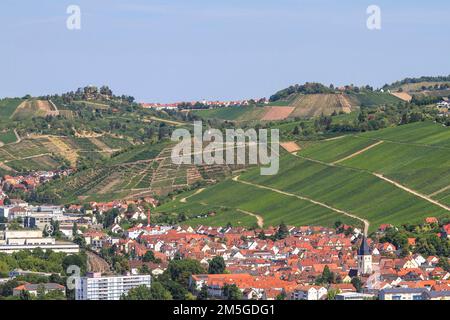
[1,0,449,102]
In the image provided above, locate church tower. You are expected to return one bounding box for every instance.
[357,236,373,275]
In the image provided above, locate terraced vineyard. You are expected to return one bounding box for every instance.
[193,92,401,122]
[43,143,247,203]
[289,94,355,117]
[160,121,450,231]
[0,133,136,173]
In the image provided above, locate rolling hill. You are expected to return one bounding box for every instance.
[38,142,249,203]
[155,121,450,231]
[192,91,401,122]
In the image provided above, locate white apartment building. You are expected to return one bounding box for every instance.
[75,272,152,300]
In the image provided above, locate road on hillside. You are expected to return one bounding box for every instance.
[232,175,369,236]
[292,152,450,214]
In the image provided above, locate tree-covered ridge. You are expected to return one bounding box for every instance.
[384,75,450,90]
[269,82,335,101]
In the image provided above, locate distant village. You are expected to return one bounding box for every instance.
[141,98,269,110]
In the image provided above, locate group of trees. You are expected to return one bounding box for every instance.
[0,249,86,277]
[121,255,231,300]
[314,265,342,285]
[379,221,450,262]
[121,283,172,300]
[288,100,434,140]
[46,85,135,106]
[384,75,450,90]
[258,223,289,241]
[270,82,335,101]
[0,249,87,300]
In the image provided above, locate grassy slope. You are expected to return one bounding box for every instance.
[341,139,450,194]
[0,98,23,119]
[0,131,18,144]
[161,122,449,230]
[193,106,268,122]
[155,179,361,228]
[300,136,375,163]
[347,92,401,107]
[193,91,401,122]
[242,155,447,230]
[392,81,450,92]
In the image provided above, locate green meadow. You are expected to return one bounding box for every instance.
[162,121,450,230]
[155,179,361,229]
[0,98,22,119]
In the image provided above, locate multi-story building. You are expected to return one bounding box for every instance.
[75,272,152,300]
[0,230,79,254]
[379,288,427,300]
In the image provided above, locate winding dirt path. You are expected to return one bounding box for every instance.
[332,140,384,164]
[232,175,369,235]
[293,152,450,214]
[180,188,205,203]
[145,116,185,126]
[429,184,450,198]
[237,209,264,228]
[13,129,21,144]
[373,173,450,212]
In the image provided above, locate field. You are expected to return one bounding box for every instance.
[261,107,295,121]
[155,179,361,229]
[42,143,246,203]
[157,121,450,231]
[193,92,401,122]
[0,133,137,173]
[346,92,401,107]
[391,92,412,102]
[0,98,23,119]
[192,106,267,122]
[299,136,376,163]
[11,99,59,120]
[391,81,450,93]
[72,100,110,109]
[0,130,18,144]
[289,94,355,117]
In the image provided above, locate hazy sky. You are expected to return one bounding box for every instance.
[1,0,449,102]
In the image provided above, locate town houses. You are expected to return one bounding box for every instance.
[74,216,450,300]
[141,98,269,111]
[0,179,449,301]
[0,169,73,195]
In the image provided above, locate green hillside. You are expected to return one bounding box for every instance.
[155,178,361,229]
[0,98,23,119]
[192,106,267,121]
[193,91,401,122]
[347,92,401,107]
[157,122,450,231]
